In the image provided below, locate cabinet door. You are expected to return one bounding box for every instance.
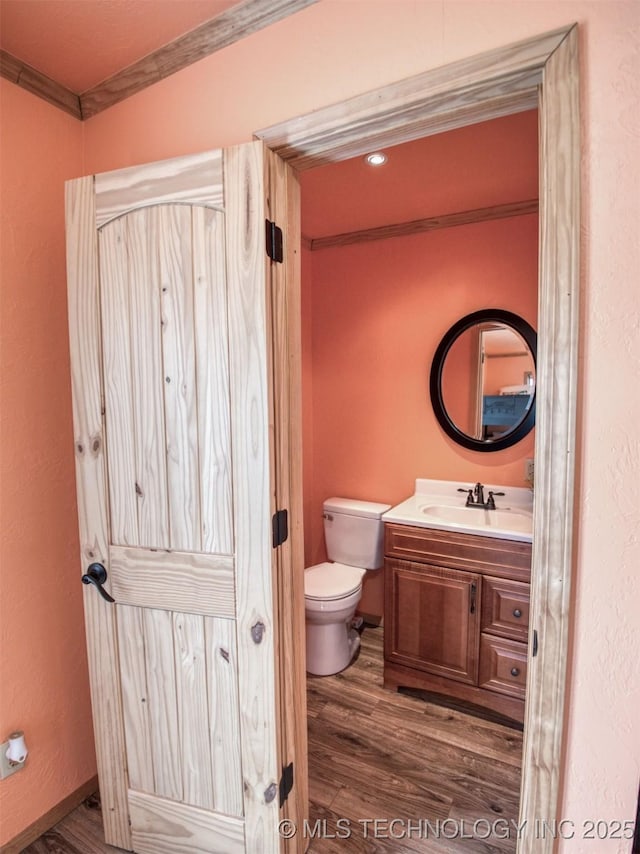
[385,559,481,685]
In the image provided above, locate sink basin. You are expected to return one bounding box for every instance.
[419,504,477,523]
[383,480,534,542]
[418,503,533,535]
[421,504,531,524]
[488,509,533,531]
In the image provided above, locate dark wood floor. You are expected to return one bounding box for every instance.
[305,626,522,853]
[22,627,522,854]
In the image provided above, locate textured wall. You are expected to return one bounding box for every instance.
[305,214,538,618]
[299,110,539,623]
[0,80,93,845]
[82,2,640,843]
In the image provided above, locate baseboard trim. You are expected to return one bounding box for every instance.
[0,775,99,854]
[358,611,383,628]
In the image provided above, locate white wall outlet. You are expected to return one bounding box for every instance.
[525,458,534,484]
[0,742,26,780]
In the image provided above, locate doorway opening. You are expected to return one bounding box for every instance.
[296,108,538,850]
[257,22,579,854]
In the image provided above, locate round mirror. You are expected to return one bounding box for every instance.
[430,309,537,452]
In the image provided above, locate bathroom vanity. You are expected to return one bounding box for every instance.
[382,480,532,723]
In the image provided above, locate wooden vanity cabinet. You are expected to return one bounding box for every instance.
[383,523,532,723]
[387,560,481,685]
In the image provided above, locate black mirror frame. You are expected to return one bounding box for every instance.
[429,309,537,452]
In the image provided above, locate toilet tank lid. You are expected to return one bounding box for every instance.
[323,497,391,519]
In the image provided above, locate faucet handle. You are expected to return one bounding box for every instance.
[457,487,476,506]
[466,489,474,506]
[486,490,505,510]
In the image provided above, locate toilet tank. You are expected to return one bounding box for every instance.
[323,497,391,570]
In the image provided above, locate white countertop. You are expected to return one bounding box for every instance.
[382,478,533,543]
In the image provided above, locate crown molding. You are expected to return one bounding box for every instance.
[1,0,318,121]
[1,49,81,118]
[80,0,318,119]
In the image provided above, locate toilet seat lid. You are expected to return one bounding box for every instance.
[304,562,365,600]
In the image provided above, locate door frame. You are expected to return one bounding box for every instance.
[256,24,579,853]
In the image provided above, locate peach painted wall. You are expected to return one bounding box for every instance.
[301,246,316,576]
[1,0,637,848]
[0,80,93,845]
[79,2,639,844]
[304,214,537,617]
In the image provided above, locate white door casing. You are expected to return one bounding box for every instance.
[257,25,580,851]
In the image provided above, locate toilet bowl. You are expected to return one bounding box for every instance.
[304,498,390,676]
[305,562,365,676]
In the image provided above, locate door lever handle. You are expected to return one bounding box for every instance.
[82,563,115,603]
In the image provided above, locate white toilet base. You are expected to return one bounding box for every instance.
[348,627,361,661]
[306,617,361,676]
[303,495,390,677]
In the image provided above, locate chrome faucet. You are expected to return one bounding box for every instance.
[457,483,505,510]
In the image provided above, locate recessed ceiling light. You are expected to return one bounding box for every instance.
[364,152,388,166]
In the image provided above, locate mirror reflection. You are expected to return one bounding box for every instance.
[430,309,537,452]
[441,323,535,440]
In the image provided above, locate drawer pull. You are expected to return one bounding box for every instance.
[470,582,477,614]
[510,667,521,677]
[513,608,522,618]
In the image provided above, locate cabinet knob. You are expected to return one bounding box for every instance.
[510,667,521,677]
[513,608,522,618]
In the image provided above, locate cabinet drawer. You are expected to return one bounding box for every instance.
[479,634,527,699]
[384,523,531,583]
[481,576,530,642]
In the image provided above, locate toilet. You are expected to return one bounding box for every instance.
[304,497,390,676]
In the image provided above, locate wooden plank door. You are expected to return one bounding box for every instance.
[65,142,305,854]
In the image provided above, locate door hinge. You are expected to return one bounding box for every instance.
[532,629,538,657]
[266,219,284,263]
[272,509,289,548]
[279,762,294,808]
